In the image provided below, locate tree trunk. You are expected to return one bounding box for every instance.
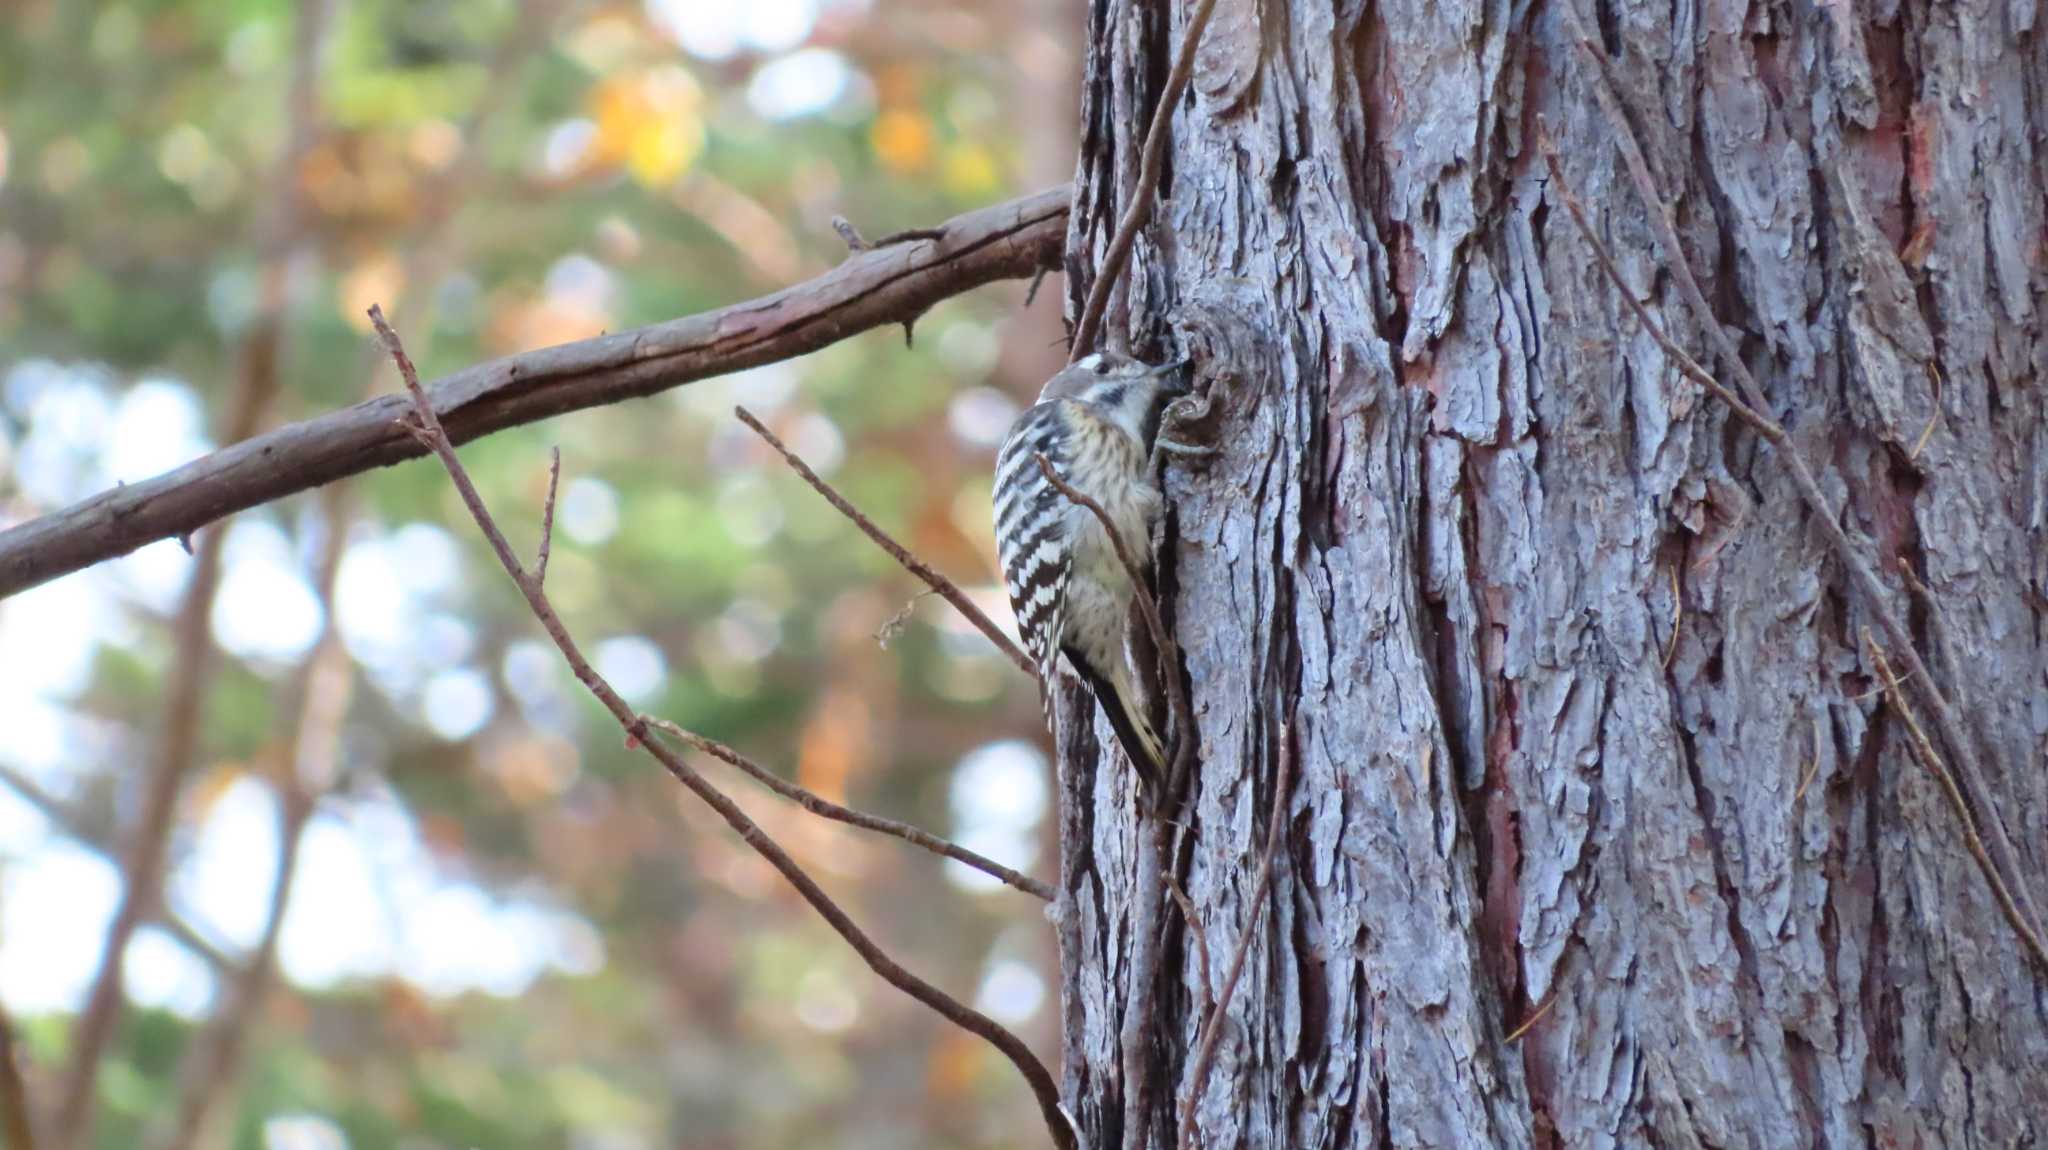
[1054,1,2048,1147]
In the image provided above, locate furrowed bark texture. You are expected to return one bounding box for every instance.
[1057,2,2047,1148]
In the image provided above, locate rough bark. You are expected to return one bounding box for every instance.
[1056,2,2047,1148]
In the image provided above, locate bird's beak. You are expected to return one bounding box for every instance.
[1149,357,1191,377]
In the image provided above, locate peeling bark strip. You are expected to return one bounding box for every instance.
[0,188,1069,601]
[1059,1,2047,1148]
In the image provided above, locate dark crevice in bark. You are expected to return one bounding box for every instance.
[1858,712,1901,1085]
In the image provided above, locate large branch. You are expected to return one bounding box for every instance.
[0,187,1071,601]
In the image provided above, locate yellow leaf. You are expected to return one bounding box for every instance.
[589,66,705,188]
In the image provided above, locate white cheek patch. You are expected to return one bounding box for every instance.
[1074,352,1104,372]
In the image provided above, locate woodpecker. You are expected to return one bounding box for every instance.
[992,350,1186,791]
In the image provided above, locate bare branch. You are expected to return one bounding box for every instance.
[0,188,1070,601]
[370,307,1076,1150]
[638,716,1055,901]
[1068,0,1223,361]
[53,8,336,1141]
[1177,728,1293,1149]
[0,766,243,976]
[737,407,1034,677]
[156,484,355,1150]
[1557,1,2045,948]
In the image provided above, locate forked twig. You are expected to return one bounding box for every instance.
[1553,5,2044,950]
[1176,729,1293,1150]
[637,716,1054,901]
[369,305,1076,1150]
[1864,634,2048,970]
[1068,0,1224,361]
[736,407,1034,678]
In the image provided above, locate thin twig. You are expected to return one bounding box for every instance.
[156,486,355,1150]
[737,407,1034,677]
[1896,560,1975,718]
[1663,564,1682,669]
[1177,729,1294,1150]
[831,216,869,252]
[1024,265,1051,309]
[1536,136,1779,442]
[875,589,937,648]
[873,227,949,247]
[1068,0,1224,361]
[638,716,1055,901]
[0,997,36,1150]
[535,446,560,586]
[1865,633,2048,970]
[1504,994,1558,1044]
[1909,365,1942,461]
[0,766,242,976]
[1556,5,2044,948]
[1793,721,1821,806]
[1165,875,1211,996]
[371,306,1075,1150]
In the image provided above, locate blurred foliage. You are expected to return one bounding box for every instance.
[0,0,1075,1147]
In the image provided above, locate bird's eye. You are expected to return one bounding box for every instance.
[1092,359,1111,375]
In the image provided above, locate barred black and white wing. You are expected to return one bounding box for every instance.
[992,401,1074,711]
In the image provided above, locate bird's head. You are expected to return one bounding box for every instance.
[1039,351,1188,438]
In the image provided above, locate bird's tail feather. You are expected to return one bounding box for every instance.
[1063,648,1166,798]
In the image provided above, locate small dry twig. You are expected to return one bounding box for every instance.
[1864,633,2048,970]
[1504,994,1559,1044]
[1662,564,1682,669]
[535,446,560,586]
[1166,875,1211,996]
[1068,0,1224,361]
[831,216,869,252]
[737,407,1034,677]
[875,590,936,648]
[637,716,1055,901]
[1177,729,1294,1150]
[370,305,1076,1150]
[1535,136,1778,442]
